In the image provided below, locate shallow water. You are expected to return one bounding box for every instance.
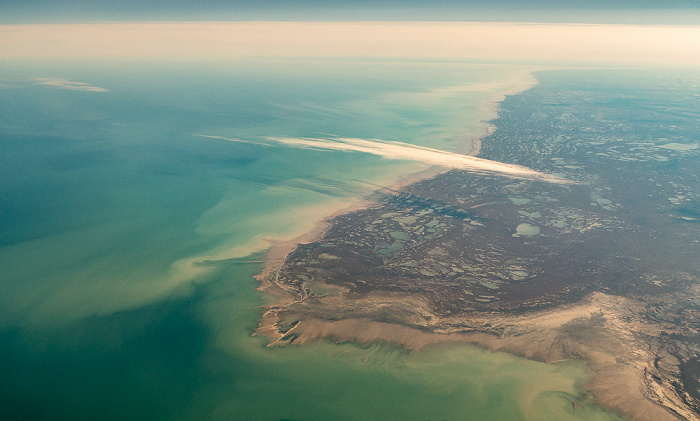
[0,58,623,420]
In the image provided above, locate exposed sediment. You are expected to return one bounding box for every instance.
[256,70,700,421]
[258,280,700,421]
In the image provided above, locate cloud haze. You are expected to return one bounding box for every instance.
[1,22,699,67]
[33,77,110,92]
[196,134,570,184]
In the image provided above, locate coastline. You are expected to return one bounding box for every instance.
[459,70,540,157]
[253,68,541,343]
[260,292,692,421]
[249,67,700,421]
[251,67,698,421]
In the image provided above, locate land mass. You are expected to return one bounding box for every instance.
[256,70,700,421]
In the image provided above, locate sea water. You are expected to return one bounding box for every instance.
[0,58,623,420]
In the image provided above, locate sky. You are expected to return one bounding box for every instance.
[0,0,699,23]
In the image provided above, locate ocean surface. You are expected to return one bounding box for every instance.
[0,58,624,420]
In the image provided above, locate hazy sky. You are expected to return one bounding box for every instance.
[1,0,699,23]
[2,22,699,68]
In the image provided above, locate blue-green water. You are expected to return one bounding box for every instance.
[0,58,623,420]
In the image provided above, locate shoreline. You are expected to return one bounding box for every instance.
[253,68,541,342]
[254,67,541,282]
[250,68,693,420]
[261,291,692,421]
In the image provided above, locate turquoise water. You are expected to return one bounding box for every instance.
[0,59,622,420]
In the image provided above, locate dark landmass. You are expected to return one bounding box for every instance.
[258,70,700,420]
